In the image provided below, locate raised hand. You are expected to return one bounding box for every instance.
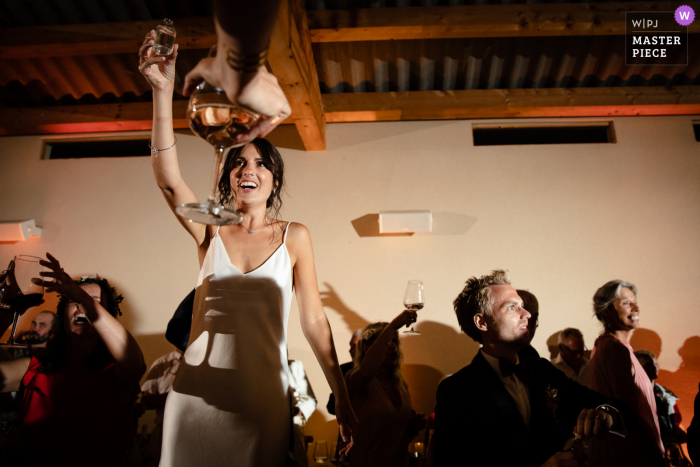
[183,53,291,142]
[139,30,179,91]
[390,309,418,332]
[37,253,88,305]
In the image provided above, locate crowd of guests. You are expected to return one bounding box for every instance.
[1,258,699,467]
[1,7,699,466]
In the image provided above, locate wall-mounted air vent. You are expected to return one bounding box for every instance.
[472,122,615,146]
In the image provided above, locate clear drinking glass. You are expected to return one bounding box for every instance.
[0,255,44,347]
[313,440,329,465]
[176,81,261,225]
[403,280,424,334]
[153,18,176,55]
[329,442,339,465]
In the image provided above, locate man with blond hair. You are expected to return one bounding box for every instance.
[434,270,635,467]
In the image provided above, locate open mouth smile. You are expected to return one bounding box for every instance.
[74,312,88,325]
[239,181,258,191]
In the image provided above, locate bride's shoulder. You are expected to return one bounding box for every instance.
[282,221,311,242]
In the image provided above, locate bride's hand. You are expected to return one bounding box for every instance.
[335,394,358,455]
[138,30,178,91]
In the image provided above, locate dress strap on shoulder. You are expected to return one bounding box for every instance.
[215,225,221,237]
[283,222,292,243]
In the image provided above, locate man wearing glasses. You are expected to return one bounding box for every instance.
[553,328,590,386]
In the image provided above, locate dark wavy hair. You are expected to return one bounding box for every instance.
[218,138,285,221]
[37,276,123,374]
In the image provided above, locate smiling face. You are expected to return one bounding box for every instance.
[64,283,102,337]
[481,285,532,350]
[609,287,640,331]
[229,144,276,209]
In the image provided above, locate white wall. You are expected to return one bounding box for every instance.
[1,116,699,445]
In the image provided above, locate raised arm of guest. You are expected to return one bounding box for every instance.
[39,253,146,386]
[345,310,416,391]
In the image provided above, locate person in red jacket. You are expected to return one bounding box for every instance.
[0,253,145,467]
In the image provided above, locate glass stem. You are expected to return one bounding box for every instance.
[207,146,225,205]
[7,311,19,345]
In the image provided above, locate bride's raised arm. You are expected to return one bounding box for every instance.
[139,31,207,248]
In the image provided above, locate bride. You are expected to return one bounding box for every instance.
[139,31,356,466]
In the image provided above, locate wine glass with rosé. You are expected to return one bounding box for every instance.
[175,48,261,225]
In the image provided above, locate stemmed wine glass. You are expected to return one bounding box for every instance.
[329,442,339,465]
[403,280,424,335]
[313,440,329,465]
[175,49,261,225]
[0,256,45,347]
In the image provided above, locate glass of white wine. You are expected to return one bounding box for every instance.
[313,440,329,465]
[176,81,261,225]
[403,280,424,335]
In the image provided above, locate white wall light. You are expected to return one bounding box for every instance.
[379,211,432,234]
[0,220,43,242]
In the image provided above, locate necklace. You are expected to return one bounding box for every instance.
[243,220,269,234]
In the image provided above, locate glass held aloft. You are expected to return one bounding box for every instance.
[154,18,176,56]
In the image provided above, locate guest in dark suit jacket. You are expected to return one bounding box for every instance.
[434,270,636,467]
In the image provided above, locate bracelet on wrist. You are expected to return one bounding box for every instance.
[149,137,177,156]
[225,44,269,74]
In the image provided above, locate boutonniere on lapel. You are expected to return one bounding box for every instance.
[545,384,562,426]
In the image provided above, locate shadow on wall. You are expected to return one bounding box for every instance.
[320,282,370,335]
[630,328,700,432]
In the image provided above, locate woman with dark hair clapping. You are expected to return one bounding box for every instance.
[345,311,426,467]
[0,253,145,467]
[588,279,665,466]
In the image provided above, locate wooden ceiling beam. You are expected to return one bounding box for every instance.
[308,2,700,42]
[267,0,326,151]
[1,87,697,136]
[322,87,700,120]
[0,17,217,59]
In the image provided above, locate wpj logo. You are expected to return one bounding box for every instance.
[625,10,690,65]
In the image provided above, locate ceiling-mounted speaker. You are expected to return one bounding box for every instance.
[379,211,432,234]
[0,220,42,241]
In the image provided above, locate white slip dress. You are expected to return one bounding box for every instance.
[160,223,293,467]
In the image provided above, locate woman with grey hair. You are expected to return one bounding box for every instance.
[588,280,665,466]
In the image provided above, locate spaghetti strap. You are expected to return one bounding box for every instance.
[215,225,221,236]
[283,222,291,244]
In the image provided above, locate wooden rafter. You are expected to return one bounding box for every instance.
[267,0,326,151]
[322,87,700,121]
[2,87,698,136]
[307,2,700,42]
[4,1,694,60]
[0,17,217,59]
